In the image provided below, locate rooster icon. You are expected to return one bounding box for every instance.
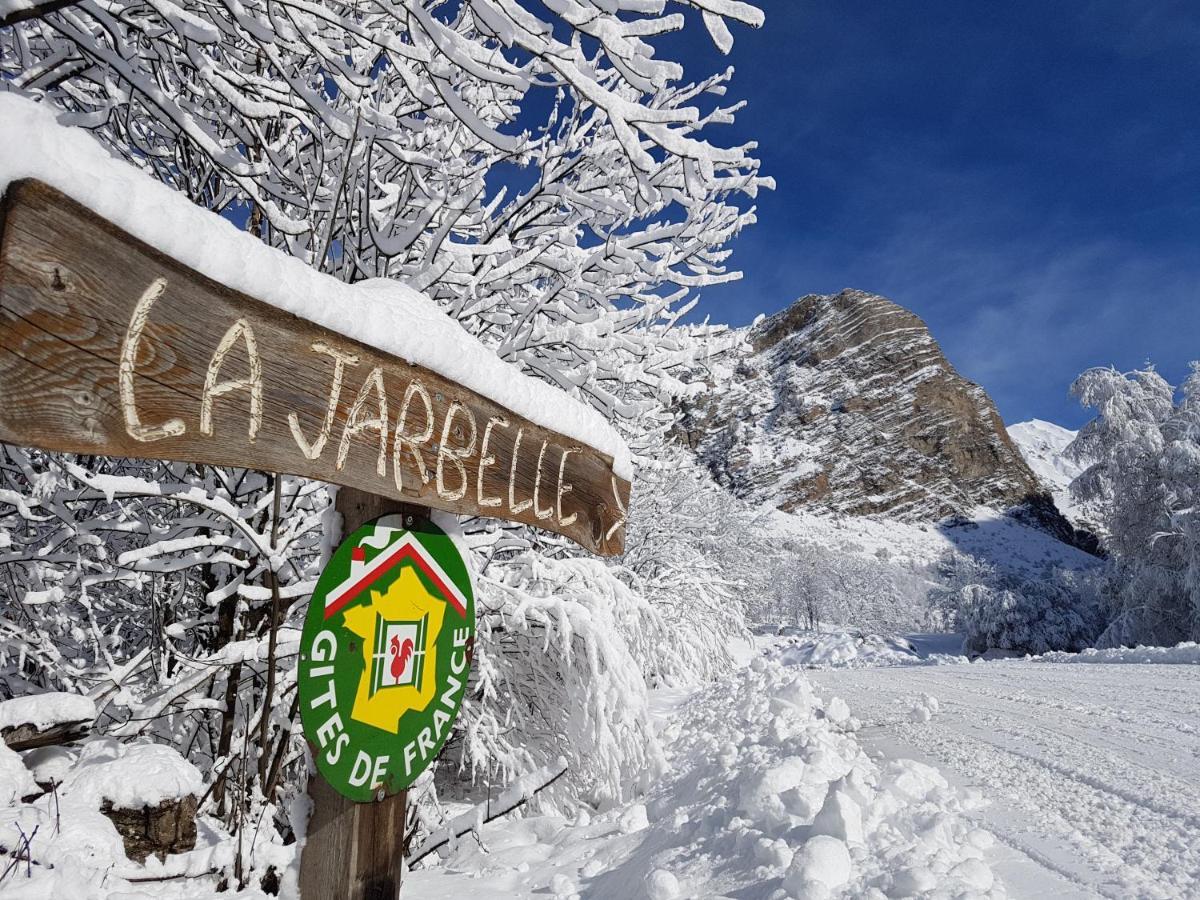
[390,633,414,683]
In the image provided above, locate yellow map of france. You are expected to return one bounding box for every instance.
[342,566,446,733]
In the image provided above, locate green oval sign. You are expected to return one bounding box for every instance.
[298,514,475,802]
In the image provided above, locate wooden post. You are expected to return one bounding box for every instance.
[298,487,424,899]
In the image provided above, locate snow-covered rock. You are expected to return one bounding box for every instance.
[685,290,1054,522]
[59,738,203,810]
[0,691,95,732]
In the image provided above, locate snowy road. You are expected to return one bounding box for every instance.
[808,661,1200,899]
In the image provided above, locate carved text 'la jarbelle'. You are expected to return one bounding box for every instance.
[117,277,618,537]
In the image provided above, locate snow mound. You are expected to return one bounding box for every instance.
[1036,642,1200,665]
[0,737,222,897]
[0,742,38,805]
[0,93,631,480]
[0,691,95,731]
[60,737,204,810]
[770,630,968,669]
[410,656,1001,898]
[908,693,941,723]
[625,658,998,896]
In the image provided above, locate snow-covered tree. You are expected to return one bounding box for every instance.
[1,0,770,432]
[0,0,770,882]
[928,552,1102,655]
[1069,364,1200,646]
[745,538,932,635]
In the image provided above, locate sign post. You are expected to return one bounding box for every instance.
[0,178,633,898]
[0,179,630,556]
[298,490,424,900]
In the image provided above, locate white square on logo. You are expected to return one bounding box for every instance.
[381,623,420,687]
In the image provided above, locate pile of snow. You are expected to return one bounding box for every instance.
[0,692,95,732]
[1036,642,1200,665]
[0,742,38,805]
[0,93,631,479]
[0,736,246,898]
[768,630,969,670]
[58,737,203,810]
[772,631,920,668]
[908,693,941,724]
[410,656,1001,898]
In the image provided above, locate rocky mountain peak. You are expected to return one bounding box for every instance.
[685,289,1062,523]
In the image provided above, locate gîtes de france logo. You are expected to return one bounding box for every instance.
[298,515,475,802]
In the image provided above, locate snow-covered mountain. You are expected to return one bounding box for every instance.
[1006,419,1081,507]
[1007,418,1105,534]
[683,290,1054,523]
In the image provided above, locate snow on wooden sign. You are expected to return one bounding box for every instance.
[0,179,630,554]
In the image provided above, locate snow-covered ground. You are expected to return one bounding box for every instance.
[7,624,1193,899]
[766,504,1099,579]
[407,626,1200,899]
[800,640,1200,898]
[408,646,1002,899]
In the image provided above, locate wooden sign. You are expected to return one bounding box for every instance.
[0,179,629,555]
[298,515,475,803]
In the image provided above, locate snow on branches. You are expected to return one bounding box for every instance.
[1069,364,1200,646]
[0,0,769,885]
[2,0,769,430]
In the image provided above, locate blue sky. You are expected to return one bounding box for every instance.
[669,1,1200,428]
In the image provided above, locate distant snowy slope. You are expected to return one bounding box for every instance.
[768,505,1100,577]
[1007,420,1080,499]
[1007,419,1101,531]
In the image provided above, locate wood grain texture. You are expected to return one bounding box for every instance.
[0,180,629,555]
[297,488,413,900]
[2,719,90,751]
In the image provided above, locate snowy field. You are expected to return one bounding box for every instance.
[801,640,1200,899]
[408,637,1001,899]
[405,632,1200,899]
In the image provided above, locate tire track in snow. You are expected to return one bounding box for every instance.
[809,661,1200,898]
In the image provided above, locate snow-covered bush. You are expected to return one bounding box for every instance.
[436,446,759,815]
[621,442,755,685]
[440,550,667,812]
[930,553,1103,655]
[1068,364,1200,646]
[956,570,1102,656]
[0,445,324,887]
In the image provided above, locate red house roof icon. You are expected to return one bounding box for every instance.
[325,531,468,620]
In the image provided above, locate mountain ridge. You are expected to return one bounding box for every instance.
[684,290,1088,548]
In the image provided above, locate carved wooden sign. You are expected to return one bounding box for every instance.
[0,179,629,555]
